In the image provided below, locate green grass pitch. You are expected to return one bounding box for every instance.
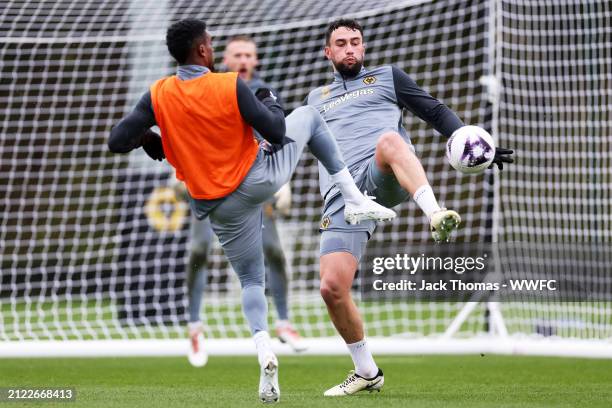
[1,355,611,407]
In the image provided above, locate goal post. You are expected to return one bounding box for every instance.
[1,0,610,357]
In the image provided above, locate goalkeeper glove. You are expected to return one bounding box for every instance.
[489,147,514,170]
[255,87,284,112]
[141,129,165,161]
[255,87,277,102]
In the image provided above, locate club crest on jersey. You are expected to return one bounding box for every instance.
[321,86,330,99]
[363,75,376,85]
[320,216,331,230]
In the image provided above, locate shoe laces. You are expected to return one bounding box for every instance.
[340,371,358,389]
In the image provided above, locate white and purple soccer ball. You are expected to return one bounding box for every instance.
[446,126,496,174]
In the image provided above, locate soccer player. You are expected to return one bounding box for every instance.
[305,19,514,396]
[108,18,395,403]
[185,36,306,367]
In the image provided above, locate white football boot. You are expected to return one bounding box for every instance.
[430,208,461,242]
[324,369,384,396]
[187,321,208,367]
[259,354,280,404]
[344,192,396,225]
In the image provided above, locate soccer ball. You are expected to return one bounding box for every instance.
[446,126,496,174]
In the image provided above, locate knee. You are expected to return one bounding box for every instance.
[320,268,351,306]
[232,254,266,289]
[292,105,314,118]
[241,276,265,291]
[301,104,319,116]
[376,132,404,161]
[293,105,320,124]
[241,285,266,310]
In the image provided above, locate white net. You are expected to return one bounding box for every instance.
[1,0,610,348]
[495,0,612,340]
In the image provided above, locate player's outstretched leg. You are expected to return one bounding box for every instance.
[277,106,396,224]
[375,131,461,241]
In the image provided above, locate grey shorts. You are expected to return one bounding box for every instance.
[319,156,409,261]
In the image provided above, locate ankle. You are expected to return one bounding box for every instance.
[413,184,441,218]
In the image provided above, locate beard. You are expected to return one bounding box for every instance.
[333,58,363,78]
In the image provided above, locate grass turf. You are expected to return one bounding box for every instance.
[1,355,611,408]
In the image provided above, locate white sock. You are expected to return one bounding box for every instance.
[253,331,274,367]
[413,184,441,219]
[347,338,378,379]
[330,167,364,207]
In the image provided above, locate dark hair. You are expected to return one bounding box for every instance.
[325,18,363,45]
[166,18,207,64]
[226,34,256,47]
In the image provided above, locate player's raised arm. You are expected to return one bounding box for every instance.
[107,91,165,161]
[236,77,286,144]
[391,66,464,138]
[392,66,513,169]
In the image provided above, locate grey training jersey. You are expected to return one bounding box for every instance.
[306,65,464,200]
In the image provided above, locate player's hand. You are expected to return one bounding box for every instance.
[141,129,165,161]
[274,182,292,216]
[489,147,514,170]
[255,88,277,102]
